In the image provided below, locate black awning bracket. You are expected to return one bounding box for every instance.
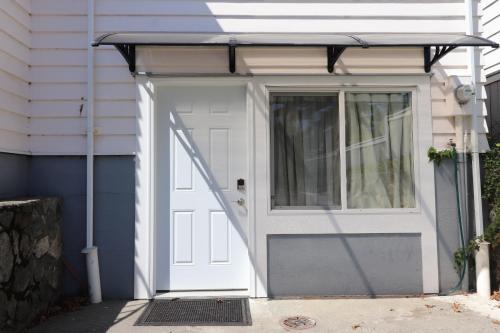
[115,44,136,74]
[424,45,458,73]
[327,46,347,73]
[228,39,237,74]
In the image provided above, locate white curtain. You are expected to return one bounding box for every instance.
[345,93,415,208]
[272,94,341,208]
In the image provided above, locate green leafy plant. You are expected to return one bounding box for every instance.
[476,142,500,249]
[453,218,500,272]
[483,143,500,212]
[454,238,481,272]
[483,142,500,250]
[427,146,455,166]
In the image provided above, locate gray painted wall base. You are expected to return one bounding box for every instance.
[0,153,29,199]
[0,152,471,298]
[434,158,469,292]
[268,234,423,297]
[0,153,135,299]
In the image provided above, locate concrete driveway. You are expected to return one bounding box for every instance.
[29,295,500,333]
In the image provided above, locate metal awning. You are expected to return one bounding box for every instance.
[92,33,499,74]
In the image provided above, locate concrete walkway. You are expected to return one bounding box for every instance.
[29,296,500,333]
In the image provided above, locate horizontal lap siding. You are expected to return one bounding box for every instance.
[483,28,497,153]
[0,0,30,154]
[483,0,500,77]
[29,0,481,155]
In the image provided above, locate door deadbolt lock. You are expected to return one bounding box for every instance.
[237,178,245,191]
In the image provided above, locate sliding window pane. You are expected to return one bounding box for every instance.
[271,93,341,209]
[345,92,415,209]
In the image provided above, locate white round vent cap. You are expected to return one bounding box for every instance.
[455,85,474,104]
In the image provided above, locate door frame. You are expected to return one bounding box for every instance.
[134,76,256,299]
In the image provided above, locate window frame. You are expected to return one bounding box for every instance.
[269,91,342,210]
[267,86,420,215]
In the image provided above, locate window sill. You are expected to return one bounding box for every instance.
[267,207,421,216]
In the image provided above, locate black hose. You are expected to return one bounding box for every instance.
[439,145,467,295]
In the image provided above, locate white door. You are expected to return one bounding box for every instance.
[156,85,249,291]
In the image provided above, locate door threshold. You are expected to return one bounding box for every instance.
[155,290,249,299]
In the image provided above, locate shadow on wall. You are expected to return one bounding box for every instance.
[0,153,29,199]
[28,156,136,299]
[0,153,136,299]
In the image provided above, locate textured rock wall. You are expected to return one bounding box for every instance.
[0,198,62,332]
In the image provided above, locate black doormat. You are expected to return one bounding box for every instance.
[135,298,252,326]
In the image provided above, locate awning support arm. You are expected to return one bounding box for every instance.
[228,41,236,73]
[327,46,346,73]
[115,44,136,73]
[424,45,457,73]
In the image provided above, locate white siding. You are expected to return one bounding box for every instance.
[13,0,487,154]
[483,0,500,78]
[0,0,30,153]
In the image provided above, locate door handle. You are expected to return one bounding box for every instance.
[232,198,245,206]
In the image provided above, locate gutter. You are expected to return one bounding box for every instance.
[465,0,491,299]
[82,0,102,304]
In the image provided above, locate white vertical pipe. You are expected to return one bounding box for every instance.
[83,0,102,304]
[465,0,490,299]
[476,242,491,298]
[86,0,94,249]
[82,246,101,303]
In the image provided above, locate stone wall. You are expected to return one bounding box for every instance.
[0,198,62,332]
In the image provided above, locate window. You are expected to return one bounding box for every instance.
[271,93,341,209]
[345,92,414,209]
[270,90,415,210]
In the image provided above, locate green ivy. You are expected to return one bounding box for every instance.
[483,142,500,250]
[454,238,481,272]
[427,146,456,166]
[483,143,500,212]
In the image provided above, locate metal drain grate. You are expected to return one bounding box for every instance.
[135,298,252,326]
[280,316,317,330]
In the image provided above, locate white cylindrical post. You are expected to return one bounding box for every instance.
[83,0,102,304]
[476,242,491,299]
[82,246,102,303]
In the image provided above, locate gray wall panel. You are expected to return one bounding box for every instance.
[94,156,135,299]
[28,156,135,299]
[0,153,29,199]
[268,233,422,297]
[434,158,468,292]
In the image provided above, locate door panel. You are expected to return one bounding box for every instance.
[173,131,194,190]
[172,211,194,265]
[209,128,230,190]
[210,211,231,264]
[156,85,249,291]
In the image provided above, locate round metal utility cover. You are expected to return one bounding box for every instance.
[280,316,317,330]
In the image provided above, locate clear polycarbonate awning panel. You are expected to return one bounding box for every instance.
[92,32,499,74]
[95,32,358,46]
[93,32,497,47]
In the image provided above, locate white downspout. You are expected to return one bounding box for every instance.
[465,0,490,299]
[82,0,102,304]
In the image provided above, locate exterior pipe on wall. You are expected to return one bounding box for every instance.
[465,0,490,299]
[82,0,102,304]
